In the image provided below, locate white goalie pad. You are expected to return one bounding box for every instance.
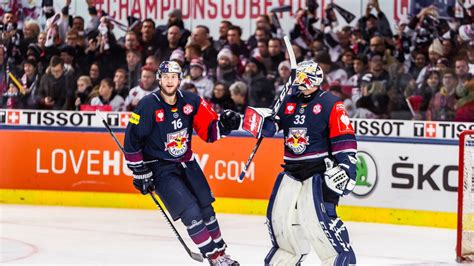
[267,173,310,265]
[298,177,339,266]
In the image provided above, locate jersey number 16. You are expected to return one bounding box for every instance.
[172,119,183,130]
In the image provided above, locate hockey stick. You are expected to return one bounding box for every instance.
[237,35,297,183]
[405,98,416,118]
[95,110,204,263]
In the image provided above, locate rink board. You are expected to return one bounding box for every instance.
[1,109,473,228]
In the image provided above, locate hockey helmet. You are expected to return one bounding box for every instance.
[158,60,182,80]
[292,60,324,91]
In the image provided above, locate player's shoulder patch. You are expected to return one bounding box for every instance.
[129,112,140,125]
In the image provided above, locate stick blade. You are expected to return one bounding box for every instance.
[237,171,246,183]
[190,251,204,262]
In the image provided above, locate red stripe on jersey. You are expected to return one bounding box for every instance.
[329,101,354,138]
[193,98,218,141]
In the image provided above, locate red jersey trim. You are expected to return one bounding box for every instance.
[193,98,218,141]
[329,101,354,138]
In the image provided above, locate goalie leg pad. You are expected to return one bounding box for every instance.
[298,175,356,266]
[265,172,310,265]
[181,204,220,257]
[266,248,307,265]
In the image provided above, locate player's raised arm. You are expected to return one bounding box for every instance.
[192,98,241,142]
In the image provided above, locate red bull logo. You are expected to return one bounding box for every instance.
[165,129,189,157]
[285,128,309,154]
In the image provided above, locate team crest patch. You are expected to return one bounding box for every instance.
[129,113,140,125]
[155,109,165,122]
[285,128,309,154]
[313,104,322,115]
[338,113,353,133]
[165,129,189,157]
[183,104,193,115]
[284,103,296,114]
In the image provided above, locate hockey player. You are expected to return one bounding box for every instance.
[124,61,241,266]
[243,60,357,265]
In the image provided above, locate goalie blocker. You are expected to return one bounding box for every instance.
[243,60,357,265]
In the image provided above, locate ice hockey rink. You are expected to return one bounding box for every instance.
[1,204,460,265]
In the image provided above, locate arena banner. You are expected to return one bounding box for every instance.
[82,0,407,38]
[0,109,112,128]
[0,128,463,208]
[1,109,473,140]
[352,119,474,140]
[5,0,472,38]
[0,130,282,200]
[341,142,459,212]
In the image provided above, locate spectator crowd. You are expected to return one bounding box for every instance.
[0,0,473,121]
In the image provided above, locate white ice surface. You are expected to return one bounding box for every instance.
[0,204,461,265]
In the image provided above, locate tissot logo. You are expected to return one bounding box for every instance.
[107,113,120,126]
[120,113,130,127]
[425,123,437,138]
[413,122,424,137]
[7,111,20,124]
[414,122,437,138]
[0,110,135,127]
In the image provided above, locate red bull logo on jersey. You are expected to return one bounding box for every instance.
[285,128,309,154]
[165,129,189,157]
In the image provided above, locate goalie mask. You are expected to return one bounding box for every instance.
[158,60,182,80]
[292,60,324,91]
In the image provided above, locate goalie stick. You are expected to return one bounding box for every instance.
[96,110,204,263]
[238,35,297,183]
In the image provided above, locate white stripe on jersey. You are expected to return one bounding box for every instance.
[284,152,329,161]
[332,149,357,155]
[126,160,143,165]
[186,219,203,230]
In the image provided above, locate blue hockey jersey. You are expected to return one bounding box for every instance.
[123,90,222,164]
[273,89,357,179]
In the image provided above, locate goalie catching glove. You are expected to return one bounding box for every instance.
[323,158,356,196]
[127,162,154,195]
